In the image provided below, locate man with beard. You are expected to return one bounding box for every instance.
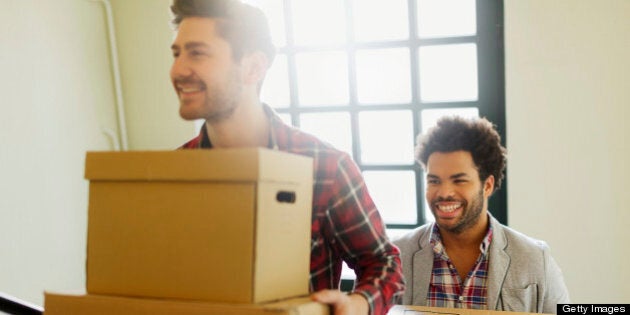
[170,0,404,314]
[394,116,569,313]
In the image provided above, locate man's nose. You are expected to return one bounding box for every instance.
[171,56,192,78]
[435,183,455,199]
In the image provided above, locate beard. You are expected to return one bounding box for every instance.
[201,87,240,124]
[177,68,242,124]
[431,187,485,235]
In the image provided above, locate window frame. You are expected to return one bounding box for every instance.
[268,0,507,229]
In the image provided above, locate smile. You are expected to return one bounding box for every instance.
[175,79,206,94]
[181,87,202,93]
[177,85,204,93]
[436,203,462,213]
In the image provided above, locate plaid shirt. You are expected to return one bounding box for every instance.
[427,222,493,309]
[180,104,404,315]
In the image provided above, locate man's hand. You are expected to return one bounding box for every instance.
[310,289,369,315]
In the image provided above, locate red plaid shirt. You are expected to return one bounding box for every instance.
[180,105,405,315]
[427,222,493,309]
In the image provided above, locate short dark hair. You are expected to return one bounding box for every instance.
[171,0,276,64]
[416,116,507,192]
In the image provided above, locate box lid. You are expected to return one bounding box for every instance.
[85,148,312,183]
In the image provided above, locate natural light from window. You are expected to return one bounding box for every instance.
[240,0,481,235]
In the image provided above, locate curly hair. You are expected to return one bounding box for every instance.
[170,0,275,64]
[416,116,507,192]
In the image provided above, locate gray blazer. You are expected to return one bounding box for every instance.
[393,216,570,313]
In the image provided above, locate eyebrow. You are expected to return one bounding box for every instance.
[426,173,470,180]
[171,41,209,51]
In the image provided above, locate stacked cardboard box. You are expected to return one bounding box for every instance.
[44,293,328,315]
[44,148,328,315]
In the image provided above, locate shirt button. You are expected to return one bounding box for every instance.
[459,296,465,301]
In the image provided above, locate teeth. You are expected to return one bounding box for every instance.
[180,87,202,93]
[437,204,461,213]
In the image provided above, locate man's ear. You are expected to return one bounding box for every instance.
[241,51,269,85]
[483,175,495,197]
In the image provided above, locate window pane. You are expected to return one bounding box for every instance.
[291,0,345,46]
[359,111,414,164]
[277,113,293,126]
[417,0,476,39]
[194,119,204,132]
[420,107,479,133]
[242,0,287,47]
[353,0,408,42]
[421,171,434,223]
[356,48,411,105]
[419,43,478,102]
[363,170,417,225]
[299,112,353,155]
[341,262,355,279]
[295,52,349,106]
[262,54,290,108]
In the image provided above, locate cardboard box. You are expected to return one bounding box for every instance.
[44,292,330,315]
[387,305,541,315]
[85,149,313,304]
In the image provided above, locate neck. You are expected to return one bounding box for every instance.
[205,98,270,148]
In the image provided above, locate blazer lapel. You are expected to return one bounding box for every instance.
[411,228,434,305]
[487,216,510,310]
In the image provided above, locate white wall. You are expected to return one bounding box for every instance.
[109,0,194,150]
[0,0,117,306]
[505,0,630,302]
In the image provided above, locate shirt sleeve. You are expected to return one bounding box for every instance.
[325,153,405,315]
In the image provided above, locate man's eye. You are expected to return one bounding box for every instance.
[172,51,180,58]
[190,50,205,56]
[427,179,439,185]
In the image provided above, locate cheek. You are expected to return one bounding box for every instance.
[468,186,485,203]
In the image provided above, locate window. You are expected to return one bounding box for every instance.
[246,0,506,235]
